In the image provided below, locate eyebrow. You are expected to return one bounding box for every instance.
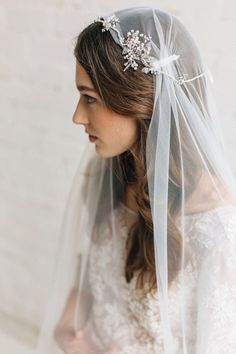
[76,84,97,93]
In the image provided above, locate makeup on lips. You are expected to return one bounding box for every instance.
[89,135,98,142]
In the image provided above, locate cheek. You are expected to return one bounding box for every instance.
[113,119,137,145]
[97,110,137,146]
[94,115,138,158]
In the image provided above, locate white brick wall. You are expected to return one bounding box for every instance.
[0,1,235,353]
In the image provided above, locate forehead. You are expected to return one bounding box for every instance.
[75,61,98,94]
[76,61,92,84]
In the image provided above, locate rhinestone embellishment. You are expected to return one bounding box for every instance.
[120,29,152,72]
[94,15,206,85]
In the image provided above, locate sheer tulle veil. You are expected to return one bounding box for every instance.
[34,6,236,354]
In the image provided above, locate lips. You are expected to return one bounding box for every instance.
[89,135,98,143]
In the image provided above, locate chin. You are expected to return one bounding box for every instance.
[95,146,123,159]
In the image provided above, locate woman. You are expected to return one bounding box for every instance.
[35,6,236,354]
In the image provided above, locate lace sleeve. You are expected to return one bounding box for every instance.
[195,223,236,353]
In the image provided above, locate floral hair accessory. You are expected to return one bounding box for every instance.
[94,15,206,85]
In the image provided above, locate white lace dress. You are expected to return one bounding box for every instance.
[86,201,236,354]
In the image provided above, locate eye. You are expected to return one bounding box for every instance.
[83,94,96,105]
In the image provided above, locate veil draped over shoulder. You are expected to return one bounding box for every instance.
[33,6,236,354]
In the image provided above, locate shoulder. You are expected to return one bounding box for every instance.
[183,204,236,252]
[201,204,236,243]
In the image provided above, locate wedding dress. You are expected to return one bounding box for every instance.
[84,201,236,354]
[34,7,236,353]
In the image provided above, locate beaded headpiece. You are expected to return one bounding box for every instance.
[94,15,206,85]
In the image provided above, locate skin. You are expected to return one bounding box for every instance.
[63,330,117,354]
[54,290,117,354]
[72,61,138,159]
[60,61,138,353]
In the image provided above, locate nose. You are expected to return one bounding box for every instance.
[72,101,89,125]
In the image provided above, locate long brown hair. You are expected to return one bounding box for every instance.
[74,21,201,293]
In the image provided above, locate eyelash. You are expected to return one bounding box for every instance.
[83,94,96,104]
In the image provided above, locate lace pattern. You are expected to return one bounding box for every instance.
[86,203,236,353]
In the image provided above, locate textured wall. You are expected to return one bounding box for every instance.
[0,0,235,352]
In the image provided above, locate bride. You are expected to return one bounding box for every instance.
[35,6,236,354]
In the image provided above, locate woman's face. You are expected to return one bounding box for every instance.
[72,61,138,158]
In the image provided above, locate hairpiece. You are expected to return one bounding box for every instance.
[94,15,206,85]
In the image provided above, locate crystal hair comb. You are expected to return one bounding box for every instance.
[94,15,206,85]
